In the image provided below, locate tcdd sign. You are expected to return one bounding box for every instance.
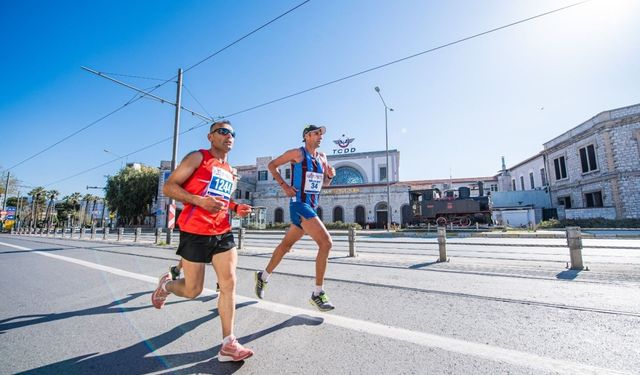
[332,134,356,154]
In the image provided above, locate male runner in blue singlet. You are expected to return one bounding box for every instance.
[254,124,336,311]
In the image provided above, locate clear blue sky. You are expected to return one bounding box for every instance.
[1,0,639,198]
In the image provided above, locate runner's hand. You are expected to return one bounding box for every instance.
[281,184,297,197]
[236,204,253,217]
[199,195,227,213]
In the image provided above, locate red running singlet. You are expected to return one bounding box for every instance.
[177,149,236,235]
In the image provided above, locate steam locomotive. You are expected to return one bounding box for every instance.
[408,187,492,227]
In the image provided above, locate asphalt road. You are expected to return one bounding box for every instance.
[1,233,639,374]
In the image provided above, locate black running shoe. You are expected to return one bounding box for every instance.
[309,291,335,312]
[169,265,181,280]
[254,271,267,299]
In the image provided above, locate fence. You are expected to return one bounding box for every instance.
[11,225,586,269]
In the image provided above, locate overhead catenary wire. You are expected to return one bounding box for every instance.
[183,84,217,119]
[41,0,591,188]
[222,0,591,119]
[3,0,312,174]
[46,120,209,187]
[4,92,145,172]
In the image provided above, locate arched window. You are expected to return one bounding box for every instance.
[354,205,366,226]
[375,202,388,229]
[274,208,284,223]
[316,206,323,221]
[401,204,412,228]
[333,206,344,222]
[331,166,364,185]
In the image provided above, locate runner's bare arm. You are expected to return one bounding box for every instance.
[163,151,207,206]
[319,152,336,185]
[268,148,302,186]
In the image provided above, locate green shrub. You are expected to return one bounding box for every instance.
[538,218,640,229]
[324,221,362,230]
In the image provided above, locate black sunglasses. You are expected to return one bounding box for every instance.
[211,128,236,138]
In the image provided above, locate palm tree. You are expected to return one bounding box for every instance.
[65,192,82,227]
[81,194,97,227]
[28,187,46,227]
[45,189,59,227]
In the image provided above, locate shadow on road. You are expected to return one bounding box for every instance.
[408,260,442,269]
[16,304,323,375]
[0,292,215,332]
[555,269,582,280]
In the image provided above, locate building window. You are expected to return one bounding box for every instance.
[511,179,516,191]
[553,156,567,180]
[579,144,598,173]
[540,168,547,186]
[520,176,525,191]
[274,208,284,223]
[354,205,366,226]
[333,206,344,222]
[235,190,242,199]
[285,168,290,179]
[558,196,572,209]
[332,166,364,185]
[379,166,387,182]
[244,191,250,200]
[258,170,268,181]
[529,172,535,189]
[584,191,603,207]
[490,184,498,192]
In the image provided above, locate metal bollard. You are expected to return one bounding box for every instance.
[475,222,479,231]
[90,225,96,240]
[79,227,84,239]
[134,227,141,242]
[449,222,453,231]
[237,228,246,250]
[348,226,357,257]
[437,226,447,262]
[103,227,109,240]
[155,228,162,244]
[117,228,124,241]
[427,222,431,232]
[566,227,584,270]
[166,229,174,245]
[70,227,75,239]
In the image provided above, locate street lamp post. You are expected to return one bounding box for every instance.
[104,149,125,169]
[374,86,394,231]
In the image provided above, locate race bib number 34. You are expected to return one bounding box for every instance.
[207,167,234,200]
[304,171,323,194]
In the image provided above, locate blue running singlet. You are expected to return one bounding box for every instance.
[290,147,324,209]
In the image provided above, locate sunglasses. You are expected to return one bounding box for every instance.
[211,128,236,138]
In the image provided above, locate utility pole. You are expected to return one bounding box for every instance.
[2,171,9,211]
[83,66,213,244]
[167,69,183,244]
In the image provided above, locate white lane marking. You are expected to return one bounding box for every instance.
[0,241,631,375]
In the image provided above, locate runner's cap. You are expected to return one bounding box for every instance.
[302,125,326,142]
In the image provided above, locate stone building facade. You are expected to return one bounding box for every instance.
[542,103,640,219]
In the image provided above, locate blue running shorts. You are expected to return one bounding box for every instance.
[289,201,318,228]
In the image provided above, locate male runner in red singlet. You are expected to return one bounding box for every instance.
[254,124,337,311]
[151,120,254,362]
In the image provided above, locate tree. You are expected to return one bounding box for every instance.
[45,189,59,226]
[0,170,20,209]
[105,165,159,226]
[27,186,47,227]
[81,194,97,227]
[57,192,82,226]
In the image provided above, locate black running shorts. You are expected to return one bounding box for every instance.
[176,231,236,263]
